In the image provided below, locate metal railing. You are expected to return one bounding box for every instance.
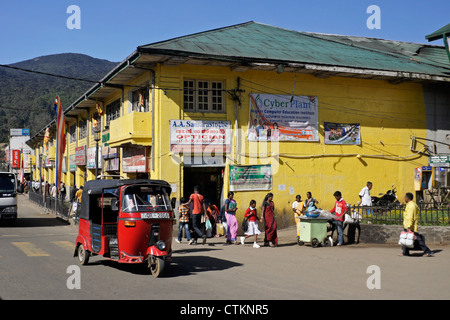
[28,190,72,221]
[349,203,450,226]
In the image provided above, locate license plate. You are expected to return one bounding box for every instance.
[141,212,170,219]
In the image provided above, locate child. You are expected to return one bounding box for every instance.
[293,195,305,240]
[176,197,193,245]
[330,191,347,246]
[240,200,261,248]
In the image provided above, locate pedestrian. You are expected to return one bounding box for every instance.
[292,195,304,240]
[400,192,433,257]
[224,191,238,244]
[51,183,57,198]
[176,197,193,244]
[240,200,261,248]
[261,192,278,247]
[207,203,219,237]
[75,185,83,205]
[184,186,207,245]
[304,191,319,212]
[59,181,66,201]
[359,181,373,217]
[330,191,347,246]
[218,202,227,237]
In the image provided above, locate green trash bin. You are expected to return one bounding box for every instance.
[298,217,330,248]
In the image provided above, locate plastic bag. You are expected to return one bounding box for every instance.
[399,231,415,248]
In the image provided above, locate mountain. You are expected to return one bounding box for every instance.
[0,53,119,143]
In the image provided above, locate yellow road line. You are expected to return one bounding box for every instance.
[51,241,75,251]
[12,242,50,257]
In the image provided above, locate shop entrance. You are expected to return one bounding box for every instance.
[183,166,224,207]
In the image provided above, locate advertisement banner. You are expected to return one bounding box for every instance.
[324,122,361,145]
[12,150,20,169]
[123,146,147,173]
[229,165,272,191]
[87,147,102,169]
[170,120,232,153]
[75,146,86,166]
[69,154,76,172]
[248,94,319,142]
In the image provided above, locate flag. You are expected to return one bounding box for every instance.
[43,128,50,151]
[19,149,24,184]
[55,96,66,186]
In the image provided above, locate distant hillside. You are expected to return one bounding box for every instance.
[0,53,118,142]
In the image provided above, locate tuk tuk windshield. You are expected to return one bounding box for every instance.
[122,185,172,213]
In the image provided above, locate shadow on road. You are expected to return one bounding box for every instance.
[85,254,243,278]
[0,217,70,228]
[164,255,243,278]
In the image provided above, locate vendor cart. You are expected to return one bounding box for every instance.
[297,216,330,248]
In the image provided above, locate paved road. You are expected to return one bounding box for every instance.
[1,195,449,300]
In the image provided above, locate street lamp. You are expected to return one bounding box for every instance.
[94,129,100,180]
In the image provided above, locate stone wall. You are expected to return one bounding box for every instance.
[359,224,450,245]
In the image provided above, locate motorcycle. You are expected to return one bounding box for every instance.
[371,183,401,208]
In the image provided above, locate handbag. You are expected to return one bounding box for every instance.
[399,230,415,248]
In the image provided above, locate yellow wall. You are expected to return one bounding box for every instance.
[29,62,428,229]
[155,64,428,226]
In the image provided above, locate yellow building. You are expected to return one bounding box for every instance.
[27,22,450,227]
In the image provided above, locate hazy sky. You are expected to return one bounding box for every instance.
[0,0,448,64]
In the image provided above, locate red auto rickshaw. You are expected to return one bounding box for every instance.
[73,179,176,277]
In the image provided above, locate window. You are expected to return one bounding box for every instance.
[78,118,88,140]
[69,124,76,143]
[105,99,121,127]
[131,88,149,112]
[183,79,224,112]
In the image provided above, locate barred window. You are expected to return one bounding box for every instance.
[183,79,224,112]
[78,118,88,140]
[69,124,76,143]
[105,99,121,127]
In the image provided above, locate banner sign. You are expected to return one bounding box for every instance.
[12,150,20,169]
[324,122,361,145]
[248,94,318,142]
[170,120,232,153]
[123,146,147,173]
[87,147,102,169]
[229,165,272,191]
[75,146,86,166]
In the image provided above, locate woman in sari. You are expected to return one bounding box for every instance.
[261,193,278,247]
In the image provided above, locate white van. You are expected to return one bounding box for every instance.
[0,172,17,222]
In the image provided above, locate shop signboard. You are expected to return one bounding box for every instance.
[170,120,232,153]
[229,164,272,191]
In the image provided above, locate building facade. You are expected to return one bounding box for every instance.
[27,22,450,226]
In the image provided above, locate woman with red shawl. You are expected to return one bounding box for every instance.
[261,192,278,247]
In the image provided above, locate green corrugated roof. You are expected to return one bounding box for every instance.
[426,23,450,41]
[138,21,450,78]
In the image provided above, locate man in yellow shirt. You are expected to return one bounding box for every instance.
[400,193,432,257]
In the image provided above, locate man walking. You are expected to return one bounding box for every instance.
[184,186,207,245]
[400,192,432,257]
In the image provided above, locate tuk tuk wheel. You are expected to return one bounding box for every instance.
[311,238,319,248]
[148,255,165,278]
[77,244,90,265]
[297,237,304,246]
[322,237,330,247]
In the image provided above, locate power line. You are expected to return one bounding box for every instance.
[0,63,100,84]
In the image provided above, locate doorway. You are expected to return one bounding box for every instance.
[183,166,224,207]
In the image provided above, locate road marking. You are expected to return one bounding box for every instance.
[52,241,74,251]
[12,242,50,257]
